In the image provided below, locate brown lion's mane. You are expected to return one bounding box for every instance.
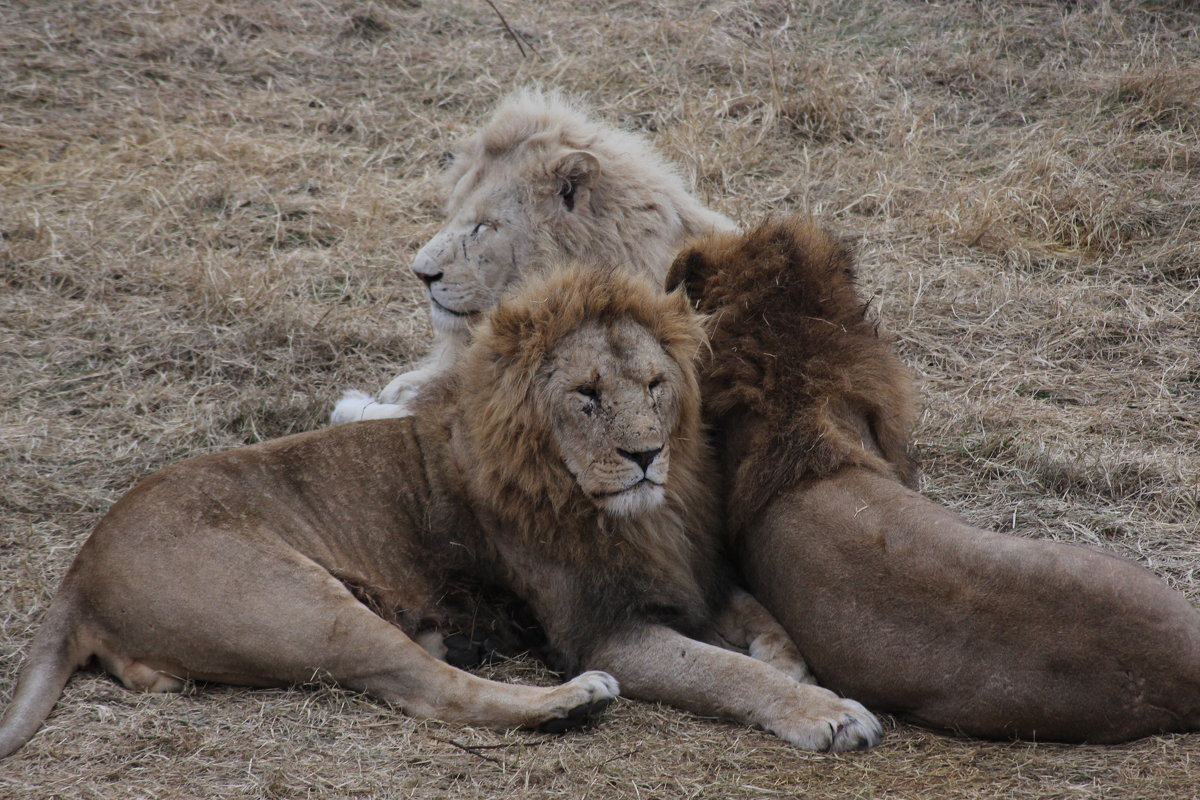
[667,216,919,534]
[420,266,725,670]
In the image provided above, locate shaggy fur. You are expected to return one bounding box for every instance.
[331,88,735,423]
[669,215,1200,743]
[668,215,918,532]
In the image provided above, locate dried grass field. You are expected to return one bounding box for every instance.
[2,0,1199,797]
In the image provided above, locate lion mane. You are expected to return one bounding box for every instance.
[668,215,918,532]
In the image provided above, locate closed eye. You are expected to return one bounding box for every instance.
[471,221,495,236]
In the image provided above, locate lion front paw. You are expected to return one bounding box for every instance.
[330,390,375,425]
[761,690,882,752]
[330,390,412,424]
[535,671,620,733]
[378,368,430,404]
[822,699,883,752]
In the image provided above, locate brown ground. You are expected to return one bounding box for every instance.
[2,0,1198,797]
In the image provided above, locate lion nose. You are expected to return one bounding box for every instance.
[411,247,443,287]
[618,447,661,472]
[412,266,443,287]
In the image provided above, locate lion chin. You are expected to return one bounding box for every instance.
[595,481,665,517]
[428,298,475,336]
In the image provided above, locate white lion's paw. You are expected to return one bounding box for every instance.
[761,691,883,752]
[394,384,422,408]
[536,671,620,733]
[330,390,375,425]
[379,369,429,404]
[330,390,412,424]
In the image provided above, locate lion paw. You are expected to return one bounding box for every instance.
[535,671,620,733]
[330,390,411,424]
[331,390,374,425]
[379,369,429,404]
[762,693,882,752]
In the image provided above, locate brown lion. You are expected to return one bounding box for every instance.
[0,265,879,759]
[668,214,1200,743]
[331,88,734,423]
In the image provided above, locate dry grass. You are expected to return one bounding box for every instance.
[2,0,1199,796]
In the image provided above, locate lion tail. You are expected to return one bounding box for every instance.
[0,586,88,759]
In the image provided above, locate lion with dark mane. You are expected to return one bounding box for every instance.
[669,214,1200,743]
[1,264,880,759]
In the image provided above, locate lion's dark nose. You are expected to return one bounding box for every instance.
[413,268,443,287]
[618,447,661,472]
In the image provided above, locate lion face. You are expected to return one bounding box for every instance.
[411,149,599,339]
[541,317,684,517]
[459,264,706,529]
[411,183,536,336]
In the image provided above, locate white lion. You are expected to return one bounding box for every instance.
[331,88,735,423]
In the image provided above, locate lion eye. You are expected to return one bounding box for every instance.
[576,384,600,401]
[648,377,663,391]
[471,221,494,236]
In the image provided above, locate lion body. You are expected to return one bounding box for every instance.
[670,215,1200,743]
[1,265,880,758]
[331,89,734,423]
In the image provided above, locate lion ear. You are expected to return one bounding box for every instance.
[552,150,600,212]
[665,247,710,301]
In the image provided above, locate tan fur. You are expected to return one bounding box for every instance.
[670,215,1200,743]
[1,265,880,759]
[331,88,735,423]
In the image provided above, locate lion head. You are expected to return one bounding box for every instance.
[410,89,734,342]
[443,265,711,527]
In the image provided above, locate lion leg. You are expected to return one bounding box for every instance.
[84,549,617,732]
[377,367,433,406]
[293,578,619,731]
[588,624,880,751]
[711,588,815,685]
[102,656,186,693]
[320,608,618,732]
